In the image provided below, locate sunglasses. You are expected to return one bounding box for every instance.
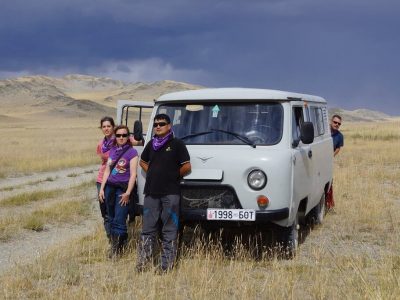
[115,133,129,138]
[333,121,341,126]
[153,122,168,128]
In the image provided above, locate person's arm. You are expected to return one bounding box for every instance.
[119,156,138,206]
[177,140,191,177]
[99,163,111,203]
[97,142,109,163]
[139,142,150,172]
[140,159,149,172]
[334,147,341,157]
[180,162,191,177]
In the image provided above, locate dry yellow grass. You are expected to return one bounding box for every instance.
[0,117,100,177]
[0,119,399,299]
[0,181,94,241]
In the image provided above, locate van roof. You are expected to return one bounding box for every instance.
[157,88,326,103]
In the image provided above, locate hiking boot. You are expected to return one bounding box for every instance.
[108,235,119,259]
[117,234,128,255]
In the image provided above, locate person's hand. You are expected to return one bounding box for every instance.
[99,190,105,203]
[129,136,142,146]
[119,193,130,206]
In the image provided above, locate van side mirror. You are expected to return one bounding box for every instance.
[133,120,144,144]
[300,122,314,144]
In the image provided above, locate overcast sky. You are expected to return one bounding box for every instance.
[1,0,399,114]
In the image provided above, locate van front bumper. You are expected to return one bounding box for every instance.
[181,208,289,223]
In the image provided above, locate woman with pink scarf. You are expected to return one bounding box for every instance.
[96,116,115,240]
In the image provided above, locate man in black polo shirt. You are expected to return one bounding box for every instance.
[136,113,191,272]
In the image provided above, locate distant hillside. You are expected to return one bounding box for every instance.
[0,74,392,122]
[0,74,202,119]
[328,107,392,122]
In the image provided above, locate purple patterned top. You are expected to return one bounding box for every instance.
[107,144,138,185]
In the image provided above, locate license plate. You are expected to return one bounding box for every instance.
[207,209,256,221]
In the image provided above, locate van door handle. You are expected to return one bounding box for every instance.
[308,150,313,159]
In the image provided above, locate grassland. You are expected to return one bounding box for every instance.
[0,181,93,242]
[0,117,99,178]
[0,119,399,299]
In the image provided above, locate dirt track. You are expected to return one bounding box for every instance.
[0,165,101,275]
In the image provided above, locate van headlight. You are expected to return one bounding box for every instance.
[247,169,267,190]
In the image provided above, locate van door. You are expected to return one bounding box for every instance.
[291,105,314,218]
[307,105,330,208]
[117,100,154,209]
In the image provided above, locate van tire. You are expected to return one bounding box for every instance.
[309,193,326,225]
[277,212,299,259]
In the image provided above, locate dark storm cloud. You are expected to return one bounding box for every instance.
[1,0,400,114]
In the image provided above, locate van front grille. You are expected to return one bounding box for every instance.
[181,185,241,209]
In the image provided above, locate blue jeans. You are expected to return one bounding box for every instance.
[105,184,129,236]
[97,182,110,237]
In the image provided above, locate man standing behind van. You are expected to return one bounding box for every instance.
[331,114,344,156]
[326,114,344,209]
[136,113,191,273]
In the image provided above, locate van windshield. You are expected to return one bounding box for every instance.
[156,102,283,145]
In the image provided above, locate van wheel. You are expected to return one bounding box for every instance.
[277,213,299,259]
[309,193,326,225]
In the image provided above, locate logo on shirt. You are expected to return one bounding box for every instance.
[166,147,172,152]
[111,158,128,175]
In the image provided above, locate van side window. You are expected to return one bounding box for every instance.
[292,107,304,143]
[309,107,325,137]
[315,107,325,135]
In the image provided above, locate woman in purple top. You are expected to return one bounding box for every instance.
[99,125,138,257]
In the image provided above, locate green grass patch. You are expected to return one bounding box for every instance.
[1,198,92,241]
[75,180,95,189]
[23,216,45,231]
[30,198,91,224]
[0,186,14,192]
[0,190,59,207]
[0,217,18,241]
[27,176,57,186]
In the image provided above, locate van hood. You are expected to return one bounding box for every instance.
[183,145,289,182]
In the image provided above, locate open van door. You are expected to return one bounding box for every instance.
[116,100,154,213]
[291,105,315,223]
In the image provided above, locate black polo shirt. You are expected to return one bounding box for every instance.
[141,137,190,196]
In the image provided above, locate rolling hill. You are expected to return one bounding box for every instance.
[0,75,201,120]
[0,74,393,122]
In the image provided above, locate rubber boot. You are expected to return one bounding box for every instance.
[136,237,153,273]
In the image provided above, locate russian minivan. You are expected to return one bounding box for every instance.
[117,88,333,256]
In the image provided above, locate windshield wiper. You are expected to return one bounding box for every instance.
[180,131,213,141]
[210,128,256,148]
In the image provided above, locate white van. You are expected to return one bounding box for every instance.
[117,88,333,256]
